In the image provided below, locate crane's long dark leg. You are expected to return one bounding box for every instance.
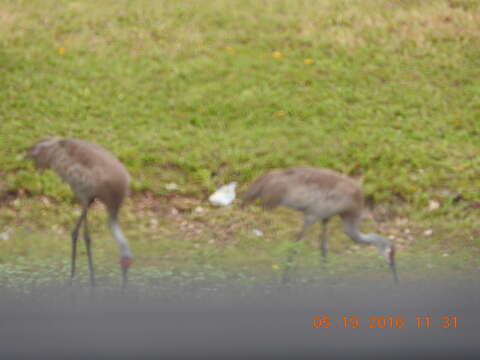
[282,216,315,284]
[319,219,330,260]
[70,206,89,284]
[83,209,96,288]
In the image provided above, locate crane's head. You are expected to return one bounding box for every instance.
[120,257,133,290]
[384,244,398,284]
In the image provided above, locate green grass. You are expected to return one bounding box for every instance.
[0,0,479,292]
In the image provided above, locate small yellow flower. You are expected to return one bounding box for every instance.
[272,51,283,58]
[304,58,314,65]
[58,47,66,55]
[225,46,235,53]
[276,110,285,117]
[272,264,280,271]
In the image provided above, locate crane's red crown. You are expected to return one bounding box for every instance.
[389,245,396,262]
[120,258,133,268]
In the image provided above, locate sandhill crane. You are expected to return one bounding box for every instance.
[242,166,398,284]
[26,137,133,289]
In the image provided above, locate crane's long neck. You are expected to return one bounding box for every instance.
[109,217,132,260]
[343,217,389,249]
[342,215,398,284]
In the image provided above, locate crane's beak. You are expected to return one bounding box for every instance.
[120,257,133,291]
[121,266,128,290]
[389,246,399,284]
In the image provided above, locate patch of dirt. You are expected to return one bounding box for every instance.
[132,191,202,216]
[131,191,214,238]
[2,188,475,253]
[0,188,30,207]
[130,191,249,244]
[0,8,16,27]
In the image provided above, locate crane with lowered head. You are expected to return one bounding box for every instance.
[242,166,398,284]
[26,137,133,289]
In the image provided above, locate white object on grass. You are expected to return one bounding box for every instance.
[165,182,179,191]
[208,182,237,206]
[423,229,433,236]
[252,229,264,237]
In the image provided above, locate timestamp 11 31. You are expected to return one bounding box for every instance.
[416,316,457,329]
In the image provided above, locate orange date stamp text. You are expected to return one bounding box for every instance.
[311,315,457,329]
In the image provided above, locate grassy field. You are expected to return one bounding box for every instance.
[0,0,479,292]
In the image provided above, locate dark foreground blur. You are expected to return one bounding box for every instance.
[0,279,479,359]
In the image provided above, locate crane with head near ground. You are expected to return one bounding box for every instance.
[26,137,133,289]
[242,166,398,284]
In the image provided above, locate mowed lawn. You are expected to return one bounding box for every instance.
[0,0,479,290]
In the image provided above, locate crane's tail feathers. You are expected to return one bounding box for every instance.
[241,185,260,208]
[242,172,284,210]
[241,174,269,208]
